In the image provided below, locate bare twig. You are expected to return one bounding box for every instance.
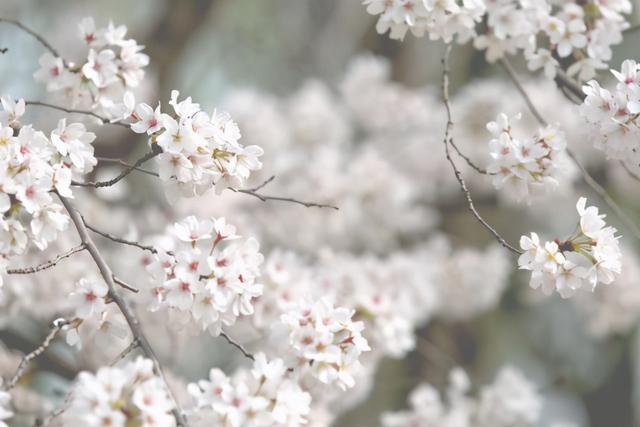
[25,100,128,127]
[4,319,69,390]
[448,139,492,175]
[73,149,160,188]
[113,276,139,293]
[7,244,86,274]
[621,161,640,182]
[82,217,161,255]
[110,339,140,366]
[97,157,159,177]
[58,195,189,427]
[0,18,60,58]
[441,45,522,255]
[499,57,640,240]
[231,175,339,210]
[220,331,255,361]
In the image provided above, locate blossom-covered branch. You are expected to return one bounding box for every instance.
[58,195,190,426]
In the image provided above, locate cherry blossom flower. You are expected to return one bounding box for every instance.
[518,197,621,297]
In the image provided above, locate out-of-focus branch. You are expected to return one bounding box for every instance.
[0,18,60,58]
[6,244,86,274]
[441,46,522,255]
[110,339,140,366]
[25,100,128,128]
[58,194,190,427]
[499,57,640,240]
[4,318,69,391]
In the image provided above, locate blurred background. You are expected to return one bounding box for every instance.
[2,1,640,426]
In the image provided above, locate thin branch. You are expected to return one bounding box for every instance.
[4,319,69,390]
[219,331,255,361]
[113,276,139,293]
[566,150,640,239]
[110,339,140,366]
[58,194,189,427]
[231,176,339,210]
[621,161,640,182]
[441,46,522,255]
[499,57,640,240]
[0,18,60,58]
[82,217,160,255]
[96,157,159,177]
[554,68,584,102]
[25,100,128,128]
[7,244,86,274]
[73,149,160,188]
[448,139,492,175]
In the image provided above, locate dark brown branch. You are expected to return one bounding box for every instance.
[448,140,492,175]
[0,18,60,58]
[25,100,128,128]
[441,46,522,255]
[231,176,339,210]
[82,217,160,255]
[7,244,86,274]
[96,157,159,177]
[58,195,189,427]
[499,57,640,240]
[220,331,254,361]
[73,149,160,188]
[113,276,139,293]
[4,319,69,390]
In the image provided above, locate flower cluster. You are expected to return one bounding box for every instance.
[278,297,370,391]
[144,216,264,336]
[382,366,542,427]
[0,97,97,264]
[188,353,311,427]
[63,357,176,427]
[364,0,631,80]
[363,0,485,43]
[580,60,640,164]
[34,17,148,118]
[130,91,263,200]
[487,112,568,202]
[518,197,621,298]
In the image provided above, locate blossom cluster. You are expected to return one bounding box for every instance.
[580,60,640,165]
[129,91,263,200]
[63,357,176,427]
[188,353,311,427]
[278,297,371,391]
[382,366,542,427]
[364,0,631,80]
[144,216,264,336]
[34,17,148,118]
[0,97,97,275]
[518,197,621,298]
[486,112,568,202]
[362,0,485,43]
